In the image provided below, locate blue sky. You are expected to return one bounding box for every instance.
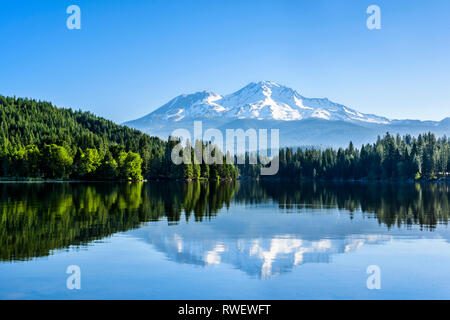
[0,0,449,122]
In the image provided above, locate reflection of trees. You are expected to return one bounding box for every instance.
[249,181,450,230]
[140,181,238,223]
[0,181,238,261]
[0,180,448,262]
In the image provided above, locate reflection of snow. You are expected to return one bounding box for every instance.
[174,234,183,253]
[294,248,308,265]
[344,240,364,253]
[258,238,303,279]
[141,226,392,279]
[205,243,225,265]
[313,239,332,250]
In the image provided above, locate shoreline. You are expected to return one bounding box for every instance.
[0,177,235,183]
[0,177,447,184]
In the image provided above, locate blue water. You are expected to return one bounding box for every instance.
[0,181,449,299]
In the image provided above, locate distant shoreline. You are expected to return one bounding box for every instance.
[0,177,447,184]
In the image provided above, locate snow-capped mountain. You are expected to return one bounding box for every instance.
[127,81,389,125]
[124,81,449,148]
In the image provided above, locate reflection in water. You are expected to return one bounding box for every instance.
[0,181,449,279]
[236,181,450,229]
[139,224,393,279]
[0,181,237,261]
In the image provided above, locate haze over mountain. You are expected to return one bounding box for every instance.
[125,81,449,148]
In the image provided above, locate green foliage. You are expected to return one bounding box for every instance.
[240,132,449,181]
[118,151,143,180]
[75,148,102,179]
[0,95,239,181]
[97,153,119,180]
[41,144,73,178]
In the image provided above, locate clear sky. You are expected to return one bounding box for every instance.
[0,0,449,123]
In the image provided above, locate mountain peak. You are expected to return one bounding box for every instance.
[176,90,220,101]
[126,81,390,125]
[242,81,294,94]
[123,82,449,148]
[252,80,282,87]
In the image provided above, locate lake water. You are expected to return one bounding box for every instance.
[0,181,449,300]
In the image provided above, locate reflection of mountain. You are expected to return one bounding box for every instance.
[135,219,393,278]
[0,180,448,263]
[131,181,449,278]
[131,201,450,279]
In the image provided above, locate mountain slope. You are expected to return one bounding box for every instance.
[124,81,449,148]
[126,81,390,127]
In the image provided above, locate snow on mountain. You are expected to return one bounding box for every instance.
[124,81,449,148]
[151,90,224,121]
[126,81,390,126]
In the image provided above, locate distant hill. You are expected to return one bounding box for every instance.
[0,95,238,181]
[0,95,165,179]
[0,95,163,154]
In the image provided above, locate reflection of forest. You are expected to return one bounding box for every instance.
[0,181,448,261]
[236,181,450,229]
[0,181,237,261]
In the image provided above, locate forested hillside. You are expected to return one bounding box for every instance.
[0,95,238,180]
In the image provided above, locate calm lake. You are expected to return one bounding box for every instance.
[0,181,449,300]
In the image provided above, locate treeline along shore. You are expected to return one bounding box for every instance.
[1,95,449,182]
[241,132,450,182]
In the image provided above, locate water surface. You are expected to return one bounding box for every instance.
[0,181,449,299]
